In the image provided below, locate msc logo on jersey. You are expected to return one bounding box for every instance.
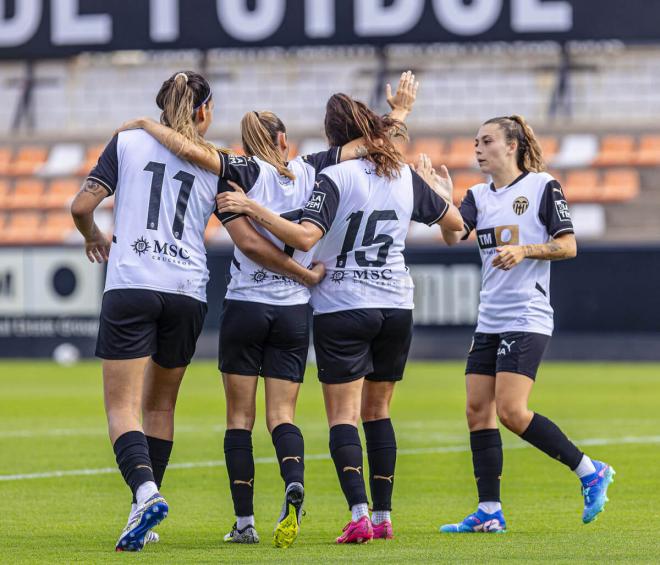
[304,191,326,213]
[476,225,519,249]
[131,236,151,256]
[555,199,571,221]
[512,196,529,215]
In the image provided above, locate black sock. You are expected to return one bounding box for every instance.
[520,413,583,470]
[113,431,155,500]
[363,418,396,512]
[271,423,305,487]
[329,424,368,509]
[146,435,174,489]
[470,429,503,503]
[224,429,255,516]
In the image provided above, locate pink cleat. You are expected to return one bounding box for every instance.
[372,520,393,540]
[336,516,374,544]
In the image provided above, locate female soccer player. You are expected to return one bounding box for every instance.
[71,71,323,552]
[437,115,614,533]
[126,72,420,547]
[216,93,464,543]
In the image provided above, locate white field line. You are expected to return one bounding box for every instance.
[1,434,659,482]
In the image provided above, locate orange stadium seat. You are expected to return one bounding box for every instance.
[564,170,600,202]
[635,135,660,166]
[8,179,46,209]
[1,211,43,244]
[453,171,485,204]
[409,137,446,165]
[7,146,48,176]
[601,168,640,202]
[444,137,476,169]
[41,211,76,243]
[0,179,10,208]
[0,147,12,175]
[593,135,636,167]
[77,143,105,175]
[44,179,80,210]
[538,135,558,163]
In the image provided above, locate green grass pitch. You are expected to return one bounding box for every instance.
[1,360,659,563]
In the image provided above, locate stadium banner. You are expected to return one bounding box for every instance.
[1,244,658,358]
[1,0,659,60]
[0,247,102,357]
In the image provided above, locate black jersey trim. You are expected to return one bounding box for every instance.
[461,222,474,240]
[86,176,114,196]
[301,216,328,236]
[426,201,449,226]
[489,171,529,192]
[218,212,242,225]
[550,227,575,238]
[535,282,547,297]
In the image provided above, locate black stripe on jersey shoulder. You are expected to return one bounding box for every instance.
[86,176,114,196]
[550,226,575,238]
[301,216,328,235]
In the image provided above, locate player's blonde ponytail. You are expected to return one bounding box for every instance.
[156,71,226,157]
[241,111,295,181]
[484,115,546,173]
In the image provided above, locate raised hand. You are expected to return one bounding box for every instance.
[386,70,419,113]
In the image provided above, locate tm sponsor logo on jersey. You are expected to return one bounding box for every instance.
[476,225,519,253]
[132,236,192,265]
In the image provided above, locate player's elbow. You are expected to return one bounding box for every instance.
[70,196,92,219]
[297,236,315,253]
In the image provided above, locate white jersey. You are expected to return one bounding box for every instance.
[460,171,575,336]
[300,159,449,315]
[88,130,220,302]
[217,149,341,306]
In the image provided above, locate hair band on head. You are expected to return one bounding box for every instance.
[193,91,212,111]
[174,72,188,84]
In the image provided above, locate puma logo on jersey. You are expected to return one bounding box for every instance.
[497,339,516,356]
[282,456,302,464]
[233,478,254,487]
[374,474,394,483]
[343,466,362,475]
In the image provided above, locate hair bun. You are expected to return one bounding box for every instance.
[174,72,189,84]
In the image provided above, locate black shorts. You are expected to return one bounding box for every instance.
[465,331,550,380]
[313,308,413,384]
[96,289,207,369]
[219,299,310,382]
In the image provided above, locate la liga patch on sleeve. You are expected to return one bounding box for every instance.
[304,191,326,212]
[554,199,571,221]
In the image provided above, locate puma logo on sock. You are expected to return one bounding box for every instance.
[282,456,302,464]
[233,478,254,487]
[342,466,362,474]
[374,474,394,483]
[135,465,152,471]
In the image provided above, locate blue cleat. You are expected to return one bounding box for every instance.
[439,509,506,533]
[115,493,169,552]
[581,460,615,524]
